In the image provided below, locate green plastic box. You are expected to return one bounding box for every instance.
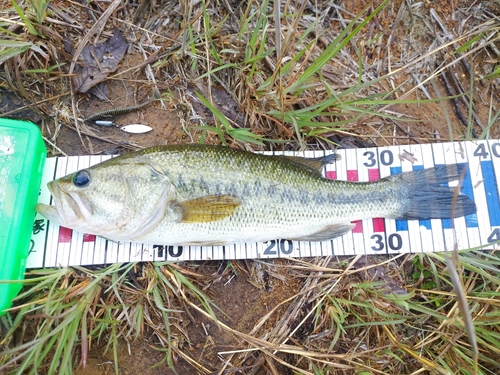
[0,119,46,315]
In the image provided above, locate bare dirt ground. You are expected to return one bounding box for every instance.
[74,261,308,375]
[2,0,500,374]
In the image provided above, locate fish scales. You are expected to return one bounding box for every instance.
[36,144,476,246]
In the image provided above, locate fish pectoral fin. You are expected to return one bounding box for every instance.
[278,153,339,173]
[290,223,355,241]
[174,195,241,223]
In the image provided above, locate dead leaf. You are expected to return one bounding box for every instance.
[399,150,418,164]
[71,28,128,94]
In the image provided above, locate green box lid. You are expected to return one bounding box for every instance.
[0,119,46,315]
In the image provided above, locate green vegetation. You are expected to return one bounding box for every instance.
[1,0,500,374]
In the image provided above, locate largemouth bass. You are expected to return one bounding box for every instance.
[36,145,476,246]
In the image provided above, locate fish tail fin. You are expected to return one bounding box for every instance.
[391,163,476,220]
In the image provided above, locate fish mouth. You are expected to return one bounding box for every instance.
[35,203,63,224]
[35,181,93,226]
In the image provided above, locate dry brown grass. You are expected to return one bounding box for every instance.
[1,0,499,151]
[1,0,500,374]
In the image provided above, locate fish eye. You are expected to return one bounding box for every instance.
[73,170,91,188]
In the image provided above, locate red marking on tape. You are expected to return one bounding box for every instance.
[352,220,363,233]
[59,228,96,243]
[59,226,72,243]
[368,168,380,181]
[326,170,337,180]
[373,218,385,232]
[347,170,358,181]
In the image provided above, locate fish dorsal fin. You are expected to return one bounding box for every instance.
[290,223,355,241]
[174,195,241,223]
[278,153,339,173]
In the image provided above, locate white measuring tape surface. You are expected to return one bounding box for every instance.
[26,140,500,268]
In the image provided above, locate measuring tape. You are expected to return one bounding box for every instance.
[27,140,500,268]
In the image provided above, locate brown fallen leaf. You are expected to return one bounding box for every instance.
[69,28,128,95]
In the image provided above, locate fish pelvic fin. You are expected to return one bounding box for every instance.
[290,223,355,241]
[392,163,477,220]
[173,194,241,223]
